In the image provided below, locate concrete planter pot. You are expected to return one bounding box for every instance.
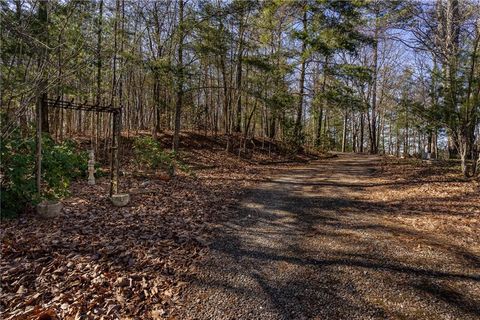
[111,193,130,207]
[37,200,63,218]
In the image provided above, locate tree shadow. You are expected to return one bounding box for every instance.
[413,280,480,317]
[182,163,480,319]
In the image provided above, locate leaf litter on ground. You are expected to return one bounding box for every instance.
[2,150,478,319]
[1,147,264,319]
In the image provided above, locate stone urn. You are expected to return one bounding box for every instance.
[37,200,63,218]
[111,193,130,207]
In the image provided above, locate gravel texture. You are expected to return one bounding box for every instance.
[177,153,480,320]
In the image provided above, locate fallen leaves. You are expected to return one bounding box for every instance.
[1,148,260,319]
[367,157,480,258]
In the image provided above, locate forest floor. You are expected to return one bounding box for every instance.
[1,134,479,319]
[0,132,311,319]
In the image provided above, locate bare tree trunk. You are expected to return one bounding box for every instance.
[370,21,379,154]
[360,112,364,153]
[459,132,469,177]
[39,0,49,133]
[95,0,103,154]
[342,111,348,152]
[427,130,433,158]
[316,57,328,148]
[295,10,308,144]
[110,111,120,196]
[220,55,230,135]
[172,0,184,152]
[35,0,50,196]
[35,94,43,196]
[108,0,121,192]
[235,16,245,133]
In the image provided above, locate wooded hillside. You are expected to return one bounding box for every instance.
[2,0,479,170]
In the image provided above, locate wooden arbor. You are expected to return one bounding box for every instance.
[38,97,122,197]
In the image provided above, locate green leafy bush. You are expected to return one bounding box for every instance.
[315,133,336,152]
[1,133,87,217]
[41,137,88,200]
[280,118,304,155]
[133,136,192,176]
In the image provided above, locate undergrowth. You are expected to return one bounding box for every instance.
[1,132,87,217]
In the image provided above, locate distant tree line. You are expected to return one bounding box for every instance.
[1,0,479,176]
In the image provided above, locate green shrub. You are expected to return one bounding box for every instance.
[315,133,336,152]
[133,136,192,176]
[280,118,304,155]
[41,137,87,199]
[0,132,87,217]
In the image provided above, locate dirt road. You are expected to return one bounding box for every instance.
[178,153,480,319]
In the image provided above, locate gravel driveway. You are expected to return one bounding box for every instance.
[177,153,480,319]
